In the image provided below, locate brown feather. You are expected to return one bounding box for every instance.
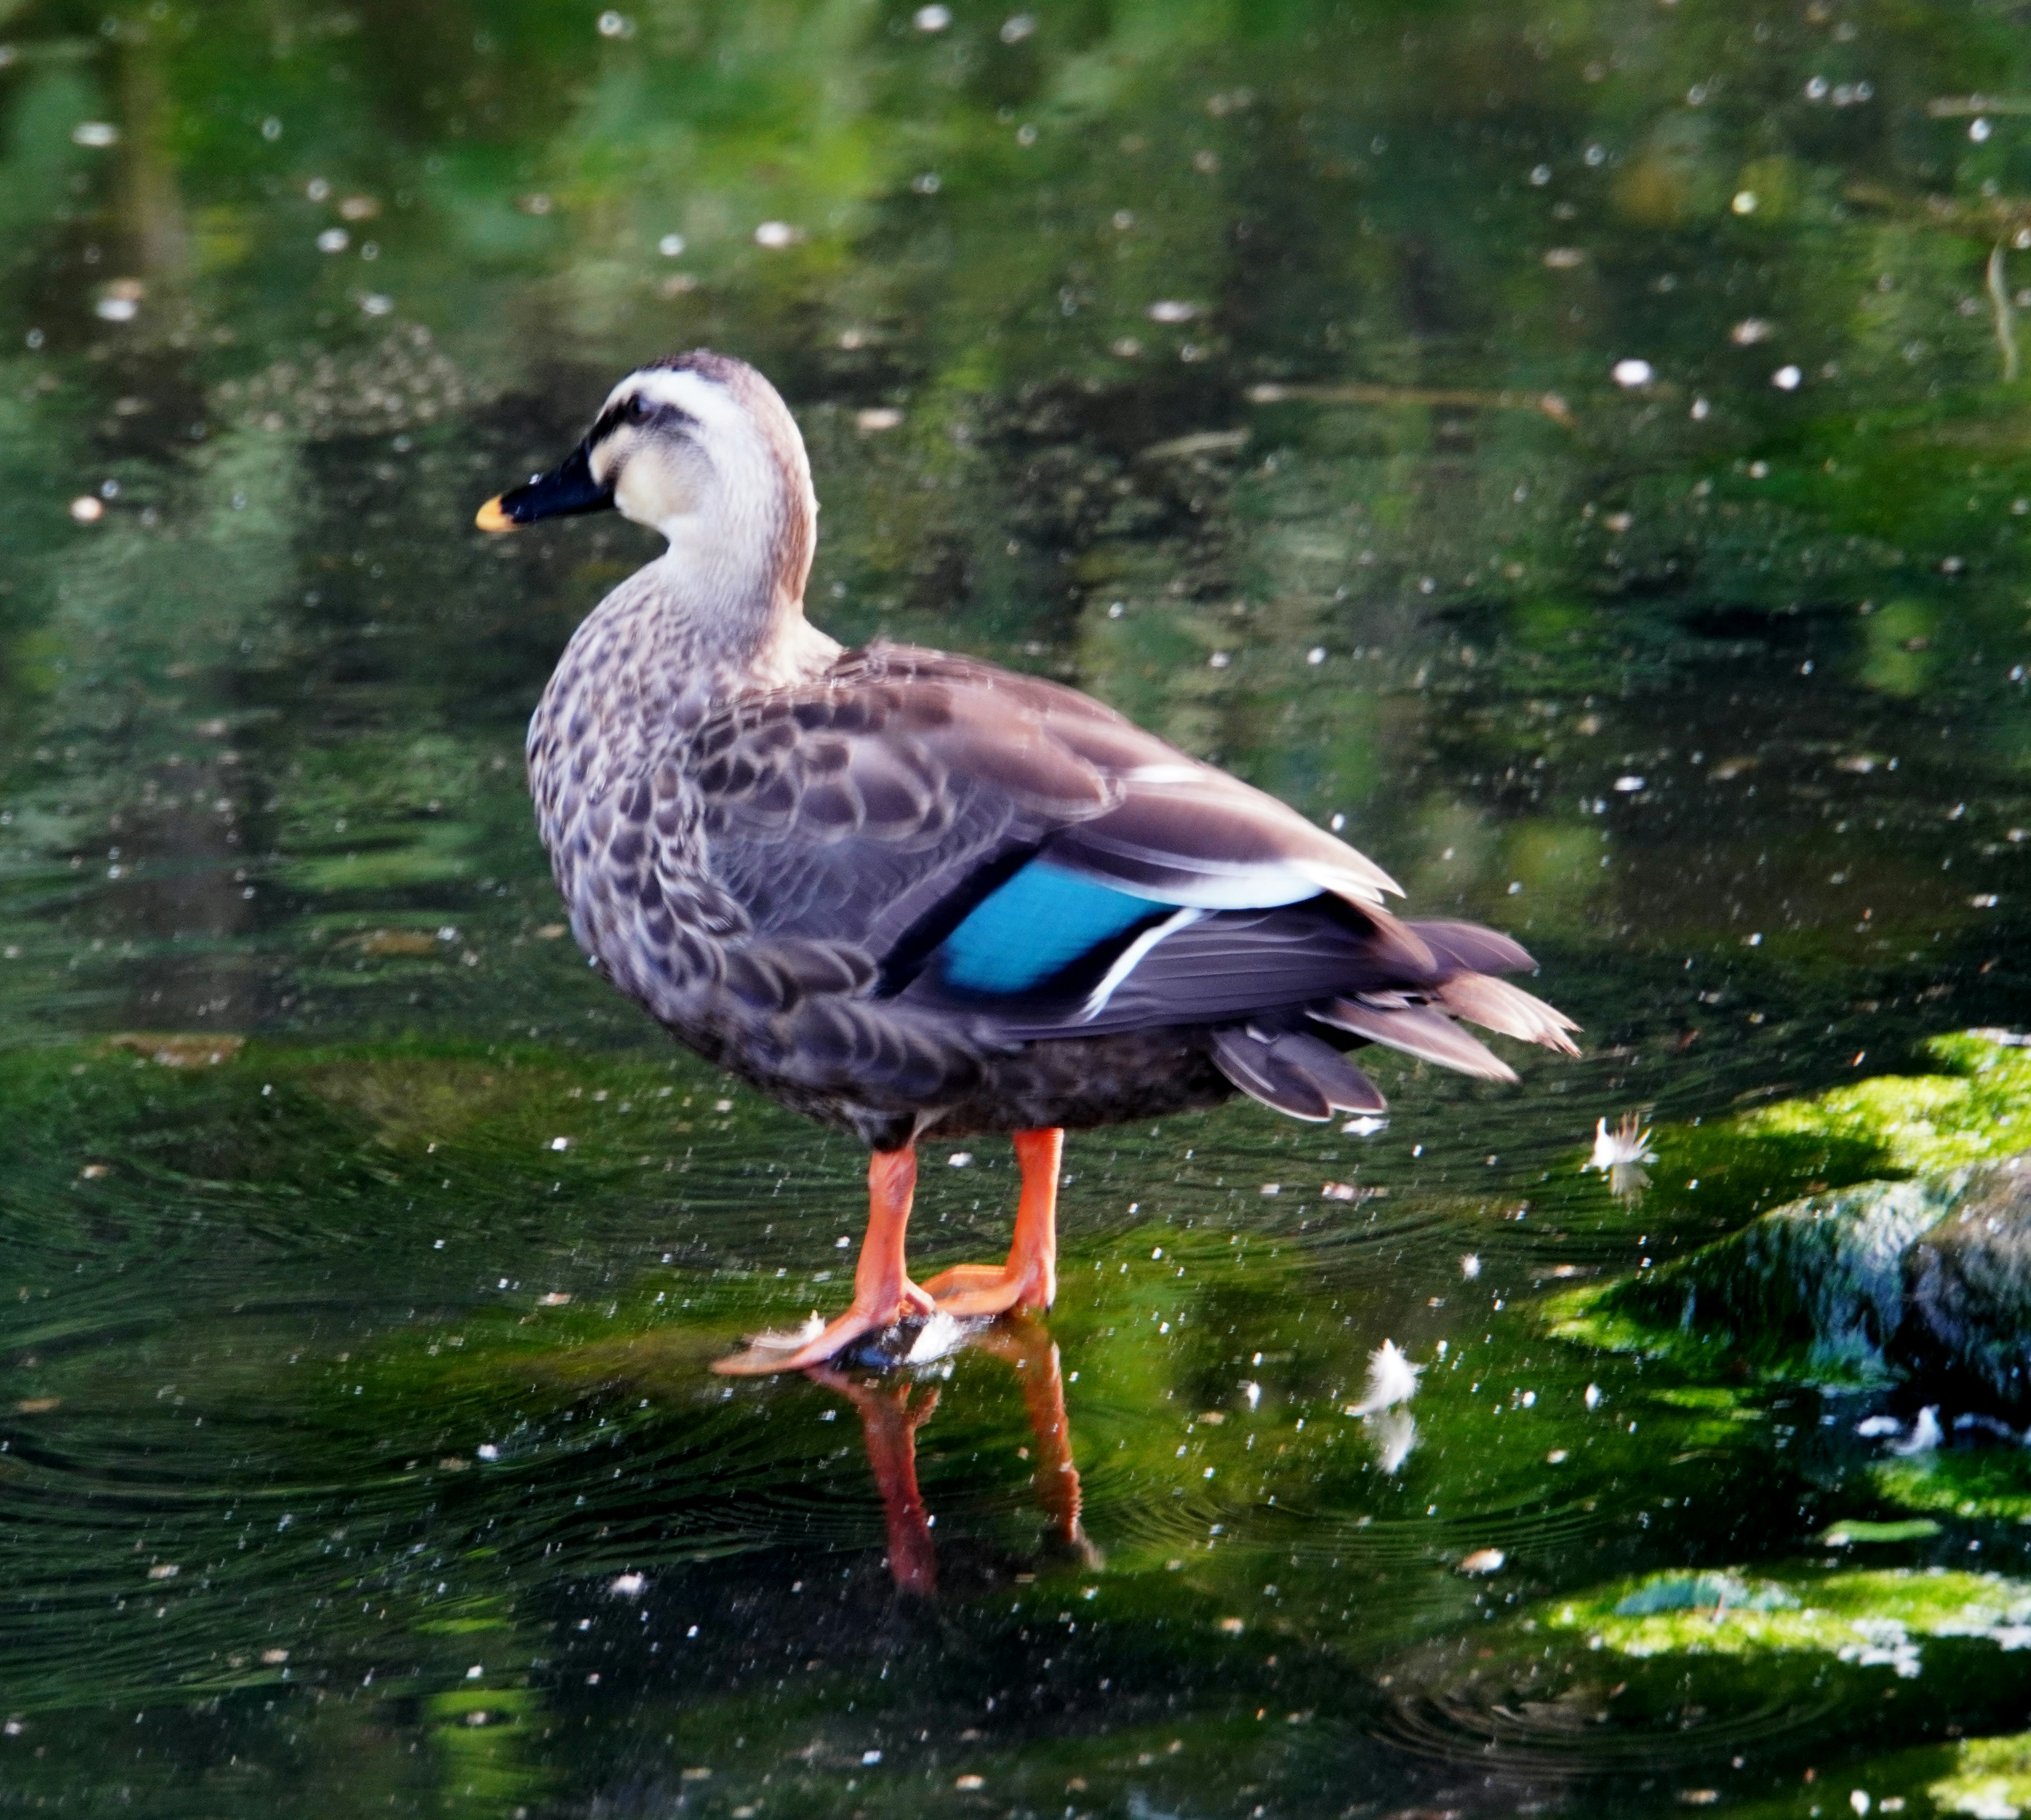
[1311,998,1517,1082]
[1437,972,1581,1055]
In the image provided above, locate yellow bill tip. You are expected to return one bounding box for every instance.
[474,495,516,534]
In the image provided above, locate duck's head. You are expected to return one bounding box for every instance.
[475,350,816,603]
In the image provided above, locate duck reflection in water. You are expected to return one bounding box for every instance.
[806,1315,1097,1598]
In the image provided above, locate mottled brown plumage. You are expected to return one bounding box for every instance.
[481,351,1577,1372]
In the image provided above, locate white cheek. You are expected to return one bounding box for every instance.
[614,460,684,525]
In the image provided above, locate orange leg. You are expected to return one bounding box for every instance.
[921,1127,1062,1318]
[713,1146,937,1375]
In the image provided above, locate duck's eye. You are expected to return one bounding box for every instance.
[626,394,651,421]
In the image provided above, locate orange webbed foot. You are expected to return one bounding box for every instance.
[921,1259,1054,1318]
[711,1279,937,1376]
[713,1145,937,1376]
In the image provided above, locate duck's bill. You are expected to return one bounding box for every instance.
[474,441,615,532]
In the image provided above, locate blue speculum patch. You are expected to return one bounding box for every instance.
[937,860,1163,993]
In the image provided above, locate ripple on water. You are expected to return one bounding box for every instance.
[1375,1684,1843,1779]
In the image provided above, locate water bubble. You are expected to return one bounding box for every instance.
[596,11,634,37]
[1971,117,1992,143]
[1016,123,1037,146]
[260,116,282,141]
[1582,142,1606,166]
[70,121,117,148]
[910,171,940,194]
[360,293,394,316]
[306,177,330,201]
[68,496,104,523]
[1732,190,1759,214]
[754,220,800,248]
[1772,364,1803,390]
[1611,357,1653,387]
[999,13,1035,41]
[912,3,950,27]
[94,281,144,321]
[316,228,349,253]
[1529,163,1552,185]
[1805,75,1828,99]
[1146,299,1199,323]
[657,232,685,256]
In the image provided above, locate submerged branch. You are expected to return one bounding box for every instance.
[1246,381,1576,428]
[1990,242,2020,383]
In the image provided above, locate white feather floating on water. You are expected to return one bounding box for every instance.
[1586,1113,1656,1201]
[1888,1407,1942,1456]
[1345,1338,1422,1417]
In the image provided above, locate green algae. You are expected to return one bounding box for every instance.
[1823,1519,1946,1546]
[1933,1732,2031,1818]
[1547,1567,2031,1663]
[1873,1454,2031,1527]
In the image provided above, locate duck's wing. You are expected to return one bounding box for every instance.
[695,641,1400,957]
[687,645,1571,1118]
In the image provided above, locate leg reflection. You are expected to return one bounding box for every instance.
[808,1314,1097,1596]
[973,1316,1100,1570]
[805,1368,940,1596]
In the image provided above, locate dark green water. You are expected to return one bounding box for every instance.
[3,1,2031,1814]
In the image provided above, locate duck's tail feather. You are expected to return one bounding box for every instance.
[1310,996,1517,1082]
[1210,1027,1387,1122]
[1434,971,1581,1055]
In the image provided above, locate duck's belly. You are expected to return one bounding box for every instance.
[914,1027,1237,1138]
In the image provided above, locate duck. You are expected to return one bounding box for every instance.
[475,350,1578,1376]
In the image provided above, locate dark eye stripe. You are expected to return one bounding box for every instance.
[586,396,699,446]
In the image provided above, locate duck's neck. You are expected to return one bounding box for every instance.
[548,543,839,787]
[637,537,839,694]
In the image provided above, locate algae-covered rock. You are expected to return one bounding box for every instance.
[1563,1153,2031,1412]
[1902,1161,2031,1408]
[1932,1732,2031,1818]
